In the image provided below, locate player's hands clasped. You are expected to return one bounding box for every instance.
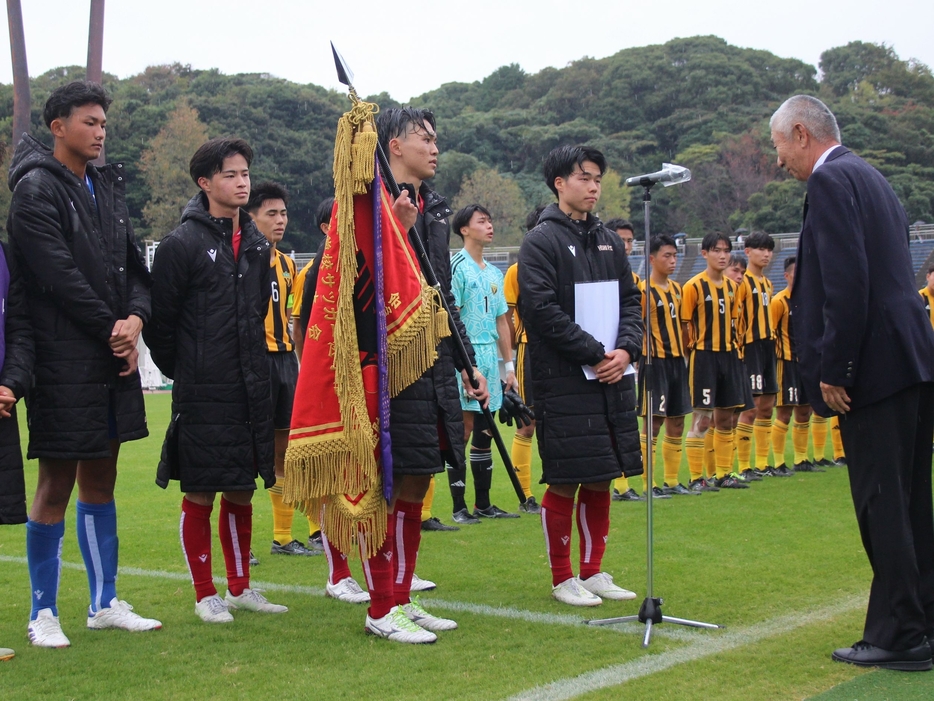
[593,348,631,384]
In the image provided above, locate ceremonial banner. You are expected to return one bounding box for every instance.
[284,101,448,558]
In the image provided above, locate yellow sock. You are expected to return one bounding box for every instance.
[772,420,789,467]
[635,434,649,492]
[753,418,772,468]
[421,477,435,521]
[686,437,704,481]
[269,484,293,545]
[811,415,828,462]
[830,416,845,460]
[714,429,734,479]
[735,422,753,471]
[704,428,716,478]
[511,434,534,498]
[792,421,810,465]
[662,435,683,486]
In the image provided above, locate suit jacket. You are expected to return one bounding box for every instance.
[791,147,934,416]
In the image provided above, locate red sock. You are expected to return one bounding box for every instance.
[322,532,352,586]
[360,513,395,620]
[541,489,575,587]
[218,498,252,597]
[181,498,216,602]
[576,487,610,580]
[392,499,423,606]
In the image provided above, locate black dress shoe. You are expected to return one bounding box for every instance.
[421,517,460,532]
[831,640,933,671]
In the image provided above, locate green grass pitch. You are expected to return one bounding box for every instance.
[1,393,932,700]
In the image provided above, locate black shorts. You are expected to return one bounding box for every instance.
[638,355,692,417]
[742,339,779,396]
[776,358,807,407]
[516,341,534,409]
[268,351,298,430]
[689,349,747,410]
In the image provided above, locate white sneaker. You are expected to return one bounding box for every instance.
[552,577,602,607]
[579,572,637,601]
[410,573,437,592]
[87,598,162,631]
[365,606,437,644]
[195,594,234,624]
[27,608,71,648]
[401,597,457,631]
[326,577,370,604]
[225,588,288,614]
[0,647,14,661]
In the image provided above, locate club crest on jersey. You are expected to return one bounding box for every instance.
[491,283,498,295]
[568,245,576,256]
[208,249,217,262]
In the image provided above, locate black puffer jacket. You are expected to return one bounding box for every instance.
[145,193,274,492]
[301,184,474,473]
[0,244,34,525]
[518,204,643,483]
[7,135,150,460]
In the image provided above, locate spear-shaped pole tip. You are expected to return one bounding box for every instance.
[331,42,355,88]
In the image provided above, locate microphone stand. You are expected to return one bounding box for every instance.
[585,182,722,647]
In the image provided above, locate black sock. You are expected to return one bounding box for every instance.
[471,448,493,510]
[446,462,468,513]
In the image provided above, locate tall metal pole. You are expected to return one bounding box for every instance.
[86,0,105,165]
[6,0,30,148]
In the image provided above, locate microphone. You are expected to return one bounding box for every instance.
[625,163,692,188]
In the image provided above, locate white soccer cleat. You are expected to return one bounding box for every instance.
[87,598,162,631]
[365,606,437,644]
[401,597,457,631]
[27,608,71,648]
[552,577,603,607]
[195,594,234,624]
[410,573,437,592]
[326,577,371,604]
[225,588,288,614]
[579,572,637,601]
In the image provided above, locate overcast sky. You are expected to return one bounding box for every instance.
[3,0,933,101]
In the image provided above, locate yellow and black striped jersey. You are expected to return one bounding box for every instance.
[920,288,934,331]
[265,249,296,353]
[640,278,684,358]
[736,272,773,344]
[503,263,526,344]
[290,259,315,322]
[770,287,794,361]
[632,271,641,287]
[681,271,739,353]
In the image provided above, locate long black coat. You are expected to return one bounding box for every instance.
[145,193,275,492]
[791,147,934,416]
[7,135,150,460]
[301,184,474,474]
[518,204,643,484]
[0,244,34,525]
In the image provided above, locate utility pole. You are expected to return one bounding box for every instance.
[6,0,30,149]
[87,0,105,164]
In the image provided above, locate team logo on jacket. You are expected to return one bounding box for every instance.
[568,245,576,256]
[597,244,613,251]
[208,249,217,262]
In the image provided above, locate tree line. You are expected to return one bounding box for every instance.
[1,36,932,251]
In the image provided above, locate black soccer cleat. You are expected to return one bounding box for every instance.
[519,496,542,514]
[665,482,701,496]
[793,461,825,473]
[473,504,520,519]
[740,469,763,482]
[421,517,460,532]
[452,508,481,525]
[716,475,750,489]
[271,539,321,556]
[612,488,645,502]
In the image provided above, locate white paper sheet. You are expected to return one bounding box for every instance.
[575,280,635,380]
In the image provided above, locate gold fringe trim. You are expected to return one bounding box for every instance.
[386,285,450,397]
[283,436,376,505]
[321,492,387,561]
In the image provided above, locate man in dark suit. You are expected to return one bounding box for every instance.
[770,94,934,671]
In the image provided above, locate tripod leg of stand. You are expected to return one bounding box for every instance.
[659,616,723,630]
[643,620,653,648]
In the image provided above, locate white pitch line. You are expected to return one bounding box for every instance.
[0,554,697,640]
[501,595,865,701]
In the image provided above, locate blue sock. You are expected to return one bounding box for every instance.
[76,500,119,613]
[26,519,65,619]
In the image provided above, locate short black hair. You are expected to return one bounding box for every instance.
[376,107,437,157]
[744,231,775,251]
[927,263,934,275]
[246,181,289,213]
[43,81,112,128]
[452,204,492,238]
[701,232,732,252]
[189,137,253,186]
[649,234,678,255]
[728,252,748,269]
[542,145,607,197]
[526,205,547,232]
[315,197,335,231]
[605,218,634,234]
[784,255,797,271]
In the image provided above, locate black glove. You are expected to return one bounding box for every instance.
[498,384,533,427]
